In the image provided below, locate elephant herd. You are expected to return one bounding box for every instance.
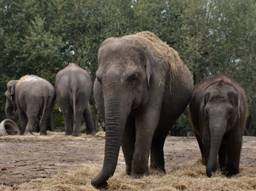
[2,31,248,188]
[4,64,95,136]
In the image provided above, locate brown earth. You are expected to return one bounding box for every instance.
[0,132,256,191]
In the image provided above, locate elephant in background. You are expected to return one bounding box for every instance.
[5,75,55,135]
[55,63,96,136]
[91,31,193,188]
[189,75,247,177]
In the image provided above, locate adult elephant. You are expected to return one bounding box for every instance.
[55,63,96,136]
[5,75,55,135]
[189,75,247,177]
[92,31,194,188]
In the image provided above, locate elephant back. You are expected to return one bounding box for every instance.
[0,119,20,136]
[127,31,193,93]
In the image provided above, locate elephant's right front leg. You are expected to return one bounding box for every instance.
[122,116,135,175]
[132,107,160,177]
[202,128,211,165]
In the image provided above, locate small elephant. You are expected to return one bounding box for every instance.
[55,63,96,136]
[5,75,55,135]
[91,31,193,188]
[189,75,248,177]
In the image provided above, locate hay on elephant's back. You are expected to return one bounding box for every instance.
[125,31,193,85]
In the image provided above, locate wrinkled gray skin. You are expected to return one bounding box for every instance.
[189,76,247,177]
[5,75,55,135]
[55,63,96,136]
[92,37,193,188]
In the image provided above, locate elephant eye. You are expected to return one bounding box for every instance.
[126,72,139,83]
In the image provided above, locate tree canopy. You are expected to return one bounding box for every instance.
[1,0,256,134]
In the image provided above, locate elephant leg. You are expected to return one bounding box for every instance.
[17,109,27,135]
[219,143,227,172]
[39,110,51,135]
[150,122,169,173]
[26,115,38,134]
[34,123,40,132]
[203,140,210,166]
[73,110,83,136]
[202,128,211,165]
[226,131,242,176]
[132,108,160,177]
[63,111,73,135]
[195,134,206,165]
[122,115,135,175]
[84,104,96,135]
[47,114,53,131]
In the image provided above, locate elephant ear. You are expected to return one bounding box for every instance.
[6,80,17,100]
[200,92,210,117]
[143,47,154,88]
[4,91,10,99]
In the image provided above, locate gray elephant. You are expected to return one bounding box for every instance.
[55,63,96,136]
[91,31,193,188]
[5,75,55,135]
[189,75,248,177]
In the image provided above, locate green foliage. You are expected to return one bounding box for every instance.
[1,0,256,134]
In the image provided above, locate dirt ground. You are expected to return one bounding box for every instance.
[0,132,256,191]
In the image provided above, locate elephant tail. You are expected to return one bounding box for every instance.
[39,95,48,127]
[72,91,76,126]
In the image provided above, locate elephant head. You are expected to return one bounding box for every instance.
[201,81,240,177]
[91,40,155,187]
[5,80,18,119]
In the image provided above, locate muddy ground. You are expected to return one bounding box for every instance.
[0,132,256,190]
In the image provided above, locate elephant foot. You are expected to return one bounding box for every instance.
[85,129,96,135]
[219,164,227,172]
[126,166,131,175]
[65,132,72,136]
[150,166,166,175]
[131,167,149,178]
[40,132,47,136]
[131,172,148,179]
[206,169,212,177]
[25,130,34,135]
[72,132,81,136]
[225,168,239,177]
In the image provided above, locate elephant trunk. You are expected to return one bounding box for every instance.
[92,89,128,188]
[206,122,226,177]
[5,98,17,120]
[5,99,13,118]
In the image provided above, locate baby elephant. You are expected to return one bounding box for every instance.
[55,63,96,136]
[189,75,247,177]
[5,75,55,135]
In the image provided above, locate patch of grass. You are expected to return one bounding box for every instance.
[1,161,256,191]
[0,131,105,142]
